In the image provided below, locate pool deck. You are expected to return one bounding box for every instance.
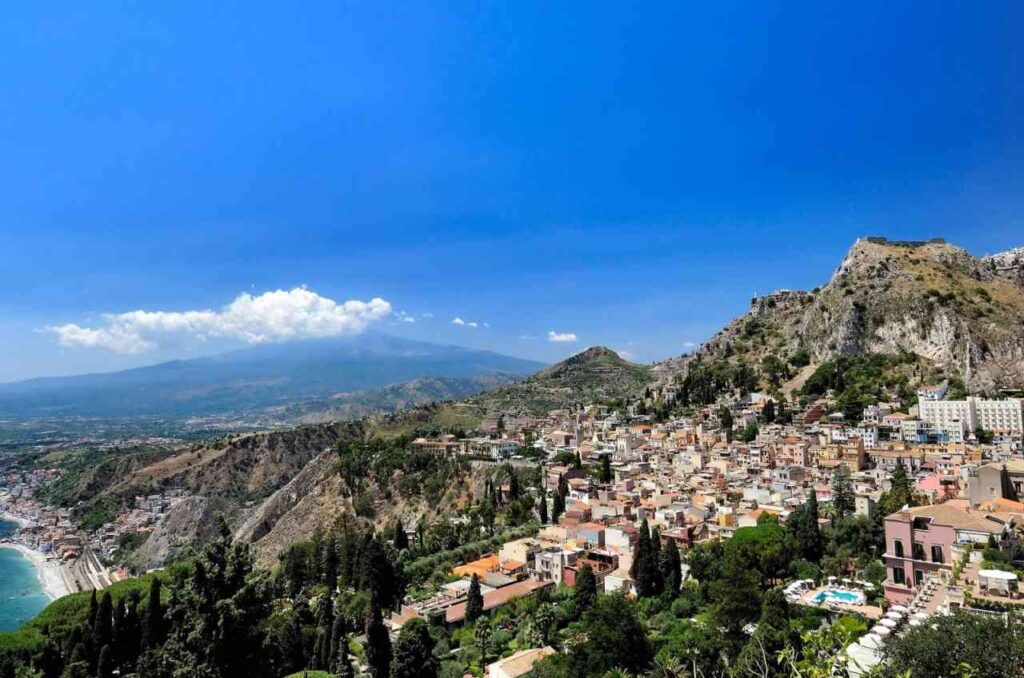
[795,586,883,620]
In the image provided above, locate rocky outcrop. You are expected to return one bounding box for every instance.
[657,237,1024,393]
[128,496,222,570]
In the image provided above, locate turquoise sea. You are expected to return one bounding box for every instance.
[0,518,51,632]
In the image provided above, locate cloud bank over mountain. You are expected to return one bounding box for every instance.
[48,288,392,354]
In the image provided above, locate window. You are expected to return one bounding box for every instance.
[912,542,925,561]
[914,569,925,586]
[892,567,905,585]
[931,544,944,563]
[893,540,904,558]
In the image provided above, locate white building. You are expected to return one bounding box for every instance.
[919,397,1023,434]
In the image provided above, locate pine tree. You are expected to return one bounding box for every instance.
[831,465,855,518]
[465,574,484,623]
[392,617,439,678]
[573,564,597,619]
[880,462,914,515]
[363,603,391,678]
[660,538,682,599]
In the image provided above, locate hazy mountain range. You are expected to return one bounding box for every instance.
[0,333,545,420]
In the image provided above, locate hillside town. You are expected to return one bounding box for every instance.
[0,467,191,594]
[396,385,1024,676]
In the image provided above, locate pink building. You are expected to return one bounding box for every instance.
[883,504,1011,604]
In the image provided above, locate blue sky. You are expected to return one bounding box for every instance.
[2,2,1023,382]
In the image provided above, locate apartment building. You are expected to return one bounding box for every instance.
[919,397,1024,434]
[883,504,1012,603]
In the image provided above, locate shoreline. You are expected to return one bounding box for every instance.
[0,511,36,529]
[0,542,72,601]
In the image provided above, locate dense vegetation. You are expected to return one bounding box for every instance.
[801,353,917,420]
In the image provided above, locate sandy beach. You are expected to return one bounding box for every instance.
[0,543,71,600]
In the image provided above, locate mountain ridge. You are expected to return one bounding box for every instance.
[655,236,1024,395]
[0,333,545,420]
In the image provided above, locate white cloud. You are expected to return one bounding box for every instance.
[395,311,416,324]
[421,312,434,319]
[452,317,466,326]
[548,331,577,343]
[49,287,391,354]
[683,341,697,349]
[617,350,634,360]
[452,316,483,329]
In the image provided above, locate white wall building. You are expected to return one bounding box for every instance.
[919,397,1023,434]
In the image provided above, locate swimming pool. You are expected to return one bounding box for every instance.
[813,588,866,606]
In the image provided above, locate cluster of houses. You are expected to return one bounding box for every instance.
[1,467,191,567]
[91,491,191,559]
[393,389,1024,674]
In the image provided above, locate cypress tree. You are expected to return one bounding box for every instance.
[334,638,355,678]
[831,465,855,518]
[600,455,613,483]
[630,522,651,596]
[96,645,114,678]
[123,593,141,666]
[735,587,797,678]
[538,488,549,524]
[363,603,391,678]
[393,518,409,551]
[573,564,597,619]
[508,467,520,501]
[552,489,565,524]
[110,598,126,669]
[92,592,113,655]
[660,538,682,599]
[647,525,664,595]
[574,451,583,469]
[465,574,484,623]
[1001,465,1019,501]
[87,590,98,629]
[141,577,164,649]
[790,489,823,562]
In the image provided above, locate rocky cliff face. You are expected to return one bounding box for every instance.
[657,238,1024,393]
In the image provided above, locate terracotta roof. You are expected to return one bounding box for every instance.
[452,554,499,578]
[888,504,1011,534]
[446,580,552,623]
